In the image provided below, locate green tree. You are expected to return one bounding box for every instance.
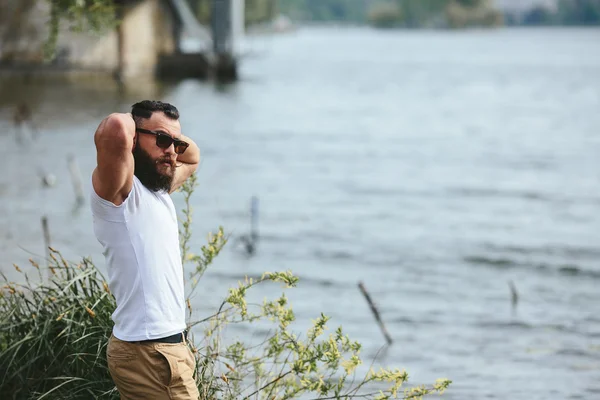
[522,6,556,25]
[556,0,600,25]
[188,0,278,27]
[44,0,118,60]
[399,0,447,27]
[396,0,501,28]
[367,2,403,28]
[276,0,368,23]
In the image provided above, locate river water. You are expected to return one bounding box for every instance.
[1,27,599,399]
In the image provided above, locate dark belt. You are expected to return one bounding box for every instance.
[137,330,187,344]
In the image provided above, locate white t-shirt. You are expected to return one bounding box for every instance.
[91,176,186,341]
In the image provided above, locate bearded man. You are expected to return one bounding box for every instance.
[90,100,200,399]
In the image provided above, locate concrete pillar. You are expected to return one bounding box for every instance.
[210,0,244,81]
[231,0,245,55]
[211,0,230,55]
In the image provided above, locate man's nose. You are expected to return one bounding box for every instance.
[163,142,175,155]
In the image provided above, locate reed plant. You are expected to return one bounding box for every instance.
[0,253,116,399]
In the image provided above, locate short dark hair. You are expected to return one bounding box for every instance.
[131,100,179,125]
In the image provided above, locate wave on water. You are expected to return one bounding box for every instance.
[447,186,600,205]
[313,248,355,261]
[447,187,549,202]
[464,255,517,268]
[475,320,533,330]
[473,321,596,340]
[463,255,600,279]
[208,270,342,289]
[482,243,600,259]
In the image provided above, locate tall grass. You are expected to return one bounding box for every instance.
[0,253,117,399]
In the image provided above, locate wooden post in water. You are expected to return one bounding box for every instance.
[250,195,259,243]
[358,281,393,346]
[13,103,37,144]
[509,280,519,312]
[67,154,85,206]
[234,196,259,256]
[41,216,51,274]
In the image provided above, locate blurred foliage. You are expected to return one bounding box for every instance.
[444,0,503,28]
[44,0,118,60]
[273,0,502,28]
[558,0,600,24]
[366,0,502,29]
[245,0,277,25]
[187,0,277,27]
[277,0,369,23]
[518,6,556,26]
[512,0,600,26]
[367,2,403,28]
[397,0,450,27]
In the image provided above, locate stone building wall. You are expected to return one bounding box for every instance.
[0,0,179,78]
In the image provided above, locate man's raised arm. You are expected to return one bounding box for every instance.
[170,134,200,193]
[92,113,136,205]
[170,135,200,193]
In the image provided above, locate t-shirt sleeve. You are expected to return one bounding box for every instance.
[90,181,135,223]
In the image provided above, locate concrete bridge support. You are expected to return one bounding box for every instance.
[210,0,244,81]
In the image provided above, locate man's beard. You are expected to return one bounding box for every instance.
[133,143,175,193]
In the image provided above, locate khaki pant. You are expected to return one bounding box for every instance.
[107,334,200,400]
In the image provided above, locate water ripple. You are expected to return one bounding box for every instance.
[464,255,600,279]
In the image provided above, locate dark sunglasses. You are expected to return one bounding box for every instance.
[136,128,189,155]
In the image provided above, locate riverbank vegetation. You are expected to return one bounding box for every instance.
[0,175,451,399]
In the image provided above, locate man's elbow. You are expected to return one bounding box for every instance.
[95,114,134,149]
[190,144,201,165]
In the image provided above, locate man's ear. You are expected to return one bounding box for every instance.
[132,132,138,152]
